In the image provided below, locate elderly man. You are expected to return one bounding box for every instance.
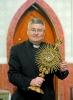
[8,18,69,100]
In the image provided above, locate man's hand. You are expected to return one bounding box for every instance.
[60,61,68,72]
[30,77,45,87]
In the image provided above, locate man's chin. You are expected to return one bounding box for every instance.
[32,40,41,44]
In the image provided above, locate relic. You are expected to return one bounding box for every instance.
[28,38,62,94]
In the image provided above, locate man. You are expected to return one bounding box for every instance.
[8,18,69,100]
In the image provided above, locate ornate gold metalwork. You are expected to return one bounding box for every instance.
[28,38,62,94]
[35,38,62,73]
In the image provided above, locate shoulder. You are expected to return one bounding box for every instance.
[10,41,28,53]
[41,42,55,47]
[11,41,27,49]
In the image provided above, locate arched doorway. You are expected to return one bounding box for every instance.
[13,4,56,45]
[13,4,58,100]
[7,1,64,100]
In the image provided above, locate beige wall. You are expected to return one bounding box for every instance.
[0,0,73,63]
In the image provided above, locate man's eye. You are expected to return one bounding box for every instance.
[38,29,42,32]
[31,29,35,32]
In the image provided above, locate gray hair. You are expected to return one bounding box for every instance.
[28,18,45,29]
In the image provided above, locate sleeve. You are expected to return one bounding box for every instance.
[54,69,69,80]
[8,46,32,91]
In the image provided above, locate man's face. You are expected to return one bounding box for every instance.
[27,24,45,44]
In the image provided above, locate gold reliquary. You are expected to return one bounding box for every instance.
[28,38,62,94]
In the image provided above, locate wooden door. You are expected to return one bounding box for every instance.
[13,8,58,100]
[13,9,55,45]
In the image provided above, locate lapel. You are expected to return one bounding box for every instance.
[23,40,39,75]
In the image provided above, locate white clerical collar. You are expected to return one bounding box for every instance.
[33,44,40,48]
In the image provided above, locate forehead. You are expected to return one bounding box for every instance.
[30,24,43,28]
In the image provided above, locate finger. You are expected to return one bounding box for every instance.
[61,67,68,71]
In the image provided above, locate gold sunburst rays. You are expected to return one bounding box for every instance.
[35,39,62,74]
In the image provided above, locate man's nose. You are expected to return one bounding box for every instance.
[35,30,38,34]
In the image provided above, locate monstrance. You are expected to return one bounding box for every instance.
[28,38,62,94]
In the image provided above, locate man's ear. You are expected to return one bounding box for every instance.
[27,29,29,35]
[43,30,45,39]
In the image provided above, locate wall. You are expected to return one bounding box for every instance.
[0,0,72,63]
[0,0,73,100]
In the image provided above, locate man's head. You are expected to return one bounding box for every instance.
[27,18,45,45]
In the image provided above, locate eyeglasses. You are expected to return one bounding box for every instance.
[29,28,44,33]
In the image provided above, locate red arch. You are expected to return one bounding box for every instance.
[7,0,65,97]
[7,0,64,56]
